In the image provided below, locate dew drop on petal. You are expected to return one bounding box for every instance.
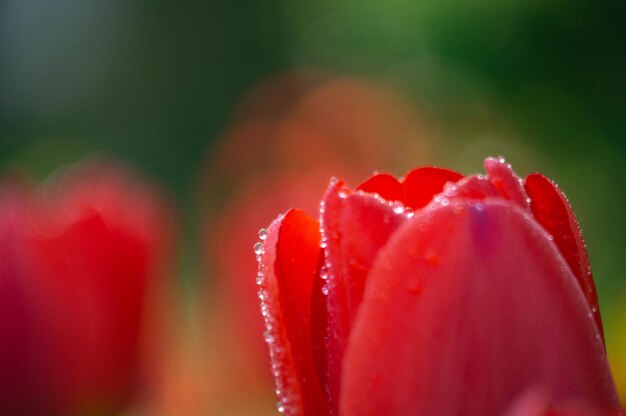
[258,228,267,240]
[254,242,264,255]
[392,201,405,214]
[320,265,329,280]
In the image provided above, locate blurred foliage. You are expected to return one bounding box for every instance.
[2,0,624,286]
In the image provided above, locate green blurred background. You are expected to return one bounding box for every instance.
[1,0,625,409]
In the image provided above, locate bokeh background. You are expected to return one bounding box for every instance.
[1,0,624,414]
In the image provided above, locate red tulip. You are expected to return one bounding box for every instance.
[0,161,174,415]
[256,157,621,415]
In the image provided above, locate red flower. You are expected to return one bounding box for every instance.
[0,161,174,415]
[256,157,621,415]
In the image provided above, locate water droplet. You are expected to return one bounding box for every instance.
[329,177,339,186]
[591,306,598,313]
[392,201,405,214]
[404,208,414,218]
[254,242,264,255]
[320,265,329,280]
[440,198,449,206]
[321,286,329,295]
[256,276,263,285]
[443,182,457,197]
[276,401,285,413]
[258,228,267,240]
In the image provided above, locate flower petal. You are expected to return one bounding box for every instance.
[402,167,463,209]
[434,158,528,209]
[341,200,618,416]
[257,209,326,416]
[356,167,463,210]
[484,157,529,209]
[319,180,408,414]
[503,389,616,416]
[524,173,602,342]
[356,173,403,202]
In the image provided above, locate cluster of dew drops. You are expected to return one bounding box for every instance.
[251,179,431,415]
[315,181,427,304]
[254,217,299,415]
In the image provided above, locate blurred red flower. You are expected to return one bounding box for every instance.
[0,160,175,415]
[257,157,621,415]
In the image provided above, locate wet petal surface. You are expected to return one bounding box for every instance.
[257,209,326,416]
[340,199,618,416]
[524,173,602,341]
[318,180,408,414]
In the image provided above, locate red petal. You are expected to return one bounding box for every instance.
[356,167,463,210]
[484,157,530,209]
[524,173,603,342]
[341,200,618,416]
[257,209,327,416]
[504,389,615,416]
[318,180,408,414]
[402,167,463,209]
[356,173,403,202]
